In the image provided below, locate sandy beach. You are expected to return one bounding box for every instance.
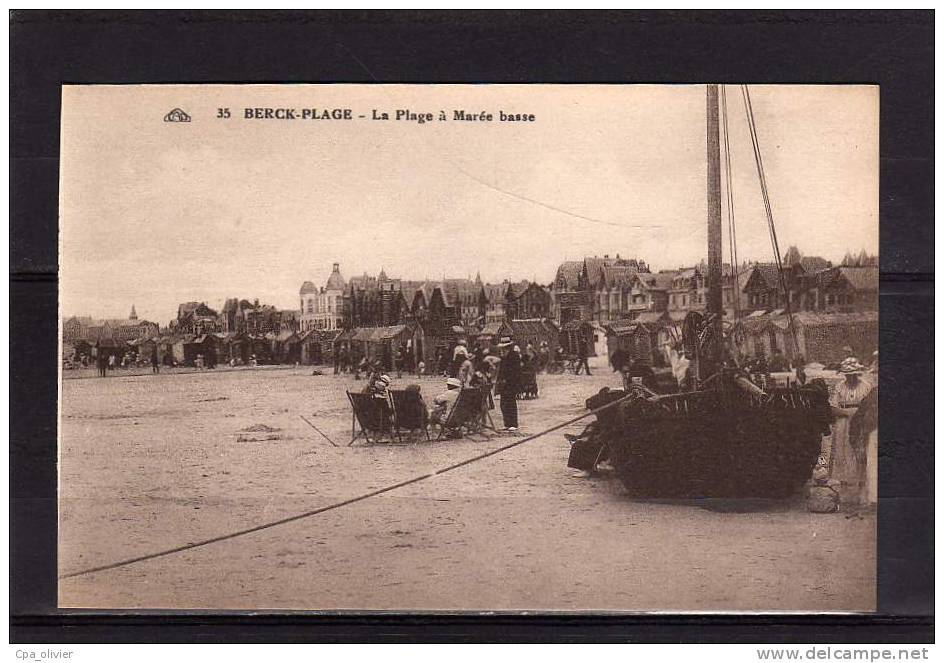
[58,361,875,611]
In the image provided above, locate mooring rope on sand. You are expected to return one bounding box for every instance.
[59,394,629,580]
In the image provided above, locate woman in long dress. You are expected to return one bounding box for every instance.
[823,358,875,506]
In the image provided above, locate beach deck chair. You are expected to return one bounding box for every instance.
[390,389,431,441]
[435,387,496,441]
[473,384,498,433]
[346,391,395,445]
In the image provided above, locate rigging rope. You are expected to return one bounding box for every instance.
[60,393,631,580]
[740,85,800,354]
[720,85,741,324]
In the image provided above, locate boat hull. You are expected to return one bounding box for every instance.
[605,386,832,499]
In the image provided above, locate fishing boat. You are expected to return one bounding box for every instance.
[602,85,834,498]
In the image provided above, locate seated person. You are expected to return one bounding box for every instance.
[468,369,488,388]
[369,373,392,398]
[368,374,394,432]
[430,377,462,434]
[566,387,625,477]
[403,383,430,429]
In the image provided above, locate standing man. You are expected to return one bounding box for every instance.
[394,344,404,379]
[496,339,521,432]
[96,349,108,378]
[151,346,160,374]
[405,344,415,376]
[575,335,591,376]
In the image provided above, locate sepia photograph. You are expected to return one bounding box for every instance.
[57,83,879,612]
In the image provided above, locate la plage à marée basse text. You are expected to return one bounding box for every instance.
[236,108,536,122]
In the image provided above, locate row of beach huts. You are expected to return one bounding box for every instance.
[64,310,877,371]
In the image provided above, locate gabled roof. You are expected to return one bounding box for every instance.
[636,271,677,291]
[507,319,556,337]
[505,280,532,300]
[836,266,879,291]
[555,261,584,289]
[599,265,640,289]
[433,279,481,308]
[800,256,831,274]
[744,263,782,291]
[583,257,618,288]
[440,279,483,306]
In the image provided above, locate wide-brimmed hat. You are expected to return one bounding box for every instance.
[455,347,469,357]
[838,358,866,374]
[497,336,513,347]
[446,377,462,388]
[379,374,391,384]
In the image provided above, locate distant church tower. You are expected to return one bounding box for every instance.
[129,304,138,321]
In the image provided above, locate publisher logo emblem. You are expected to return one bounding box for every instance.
[164,108,192,123]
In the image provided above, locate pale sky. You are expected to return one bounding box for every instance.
[59,84,878,325]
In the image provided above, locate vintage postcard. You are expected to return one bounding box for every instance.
[58,84,878,611]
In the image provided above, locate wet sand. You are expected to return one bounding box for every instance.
[58,362,875,611]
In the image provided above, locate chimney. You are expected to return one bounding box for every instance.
[332,263,339,272]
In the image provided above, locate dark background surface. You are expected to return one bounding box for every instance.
[10,10,933,642]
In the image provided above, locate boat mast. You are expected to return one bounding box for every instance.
[705,84,725,374]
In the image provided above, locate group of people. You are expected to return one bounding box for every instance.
[356,335,528,435]
[443,337,526,429]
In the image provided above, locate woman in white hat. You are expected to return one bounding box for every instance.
[819,357,875,507]
[431,377,463,436]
